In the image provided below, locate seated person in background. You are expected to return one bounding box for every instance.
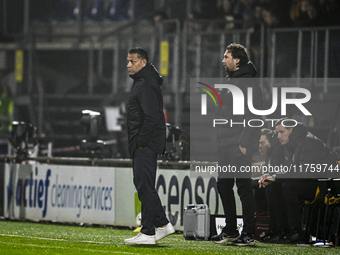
[258,128,288,243]
[260,118,338,243]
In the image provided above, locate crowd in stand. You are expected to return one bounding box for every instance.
[31,0,340,28]
[191,0,340,28]
[152,0,340,30]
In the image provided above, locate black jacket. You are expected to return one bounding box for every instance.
[216,61,263,157]
[266,135,285,167]
[127,63,166,157]
[283,123,338,178]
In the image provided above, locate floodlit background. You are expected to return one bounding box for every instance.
[0,0,339,158]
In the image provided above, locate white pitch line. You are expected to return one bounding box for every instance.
[0,234,67,242]
[0,241,138,254]
[81,240,112,244]
[0,234,116,244]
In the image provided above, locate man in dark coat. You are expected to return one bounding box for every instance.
[124,47,174,245]
[211,43,263,246]
[262,118,338,243]
[258,128,288,243]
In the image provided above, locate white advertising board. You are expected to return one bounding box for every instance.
[4,163,115,225]
[2,163,241,231]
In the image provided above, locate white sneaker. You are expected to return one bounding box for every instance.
[124,233,156,245]
[155,223,175,241]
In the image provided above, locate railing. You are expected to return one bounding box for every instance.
[0,20,339,146]
[267,26,340,90]
[2,155,197,169]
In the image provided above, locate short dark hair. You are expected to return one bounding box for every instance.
[128,47,148,62]
[261,128,273,142]
[226,43,250,67]
[274,117,296,130]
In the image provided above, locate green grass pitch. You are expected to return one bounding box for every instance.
[0,220,339,254]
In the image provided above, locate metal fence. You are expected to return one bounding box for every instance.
[267,26,340,86]
[0,20,339,143]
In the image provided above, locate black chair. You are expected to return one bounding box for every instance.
[323,179,340,245]
[304,179,340,245]
[303,182,326,243]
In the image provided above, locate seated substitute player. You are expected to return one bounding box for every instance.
[259,118,339,243]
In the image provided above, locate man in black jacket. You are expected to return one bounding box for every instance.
[258,128,288,243]
[262,118,338,242]
[124,47,174,245]
[211,43,263,246]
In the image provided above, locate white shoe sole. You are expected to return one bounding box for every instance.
[124,240,156,245]
[233,241,255,246]
[212,238,229,244]
[124,233,156,245]
[213,236,239,244]
[155,225,175,241]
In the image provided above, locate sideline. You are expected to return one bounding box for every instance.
[0,233,115,244]
[0,240,137,254]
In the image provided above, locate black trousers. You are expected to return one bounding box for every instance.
[266,179,289,233]
[217,145,255,235]
[282,179,318,230]
[252,180,268,212]
[132,147,169,235]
